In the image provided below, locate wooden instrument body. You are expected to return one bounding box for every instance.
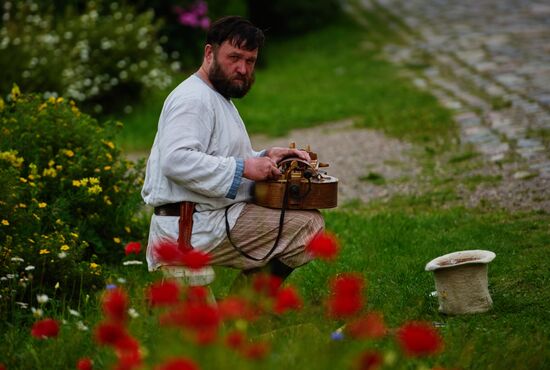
[253,146,338,209]
[254,176,338,209]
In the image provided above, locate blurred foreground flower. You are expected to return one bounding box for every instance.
[306,231,340,261]
[397,321,443,357]
[31,318,60,339]
[147,280,181,307]
[355,350,383,370]
[327,273,364,318]
[154,241,211,270]
[76,357,93,370]
[124,241,141,255]
[274,286,302,314]
[102,288,129,322]
[155,357,200,370]
[345,312,387,339]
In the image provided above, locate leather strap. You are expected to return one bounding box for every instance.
[178,202,195,252]
[153,202,195,252]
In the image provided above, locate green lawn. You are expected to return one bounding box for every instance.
[2,6,550,370]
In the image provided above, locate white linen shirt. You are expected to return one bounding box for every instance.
[142,74,262,271]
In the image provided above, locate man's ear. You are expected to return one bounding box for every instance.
[204,44,214,65]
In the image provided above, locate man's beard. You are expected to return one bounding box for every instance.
[208,57,255,99]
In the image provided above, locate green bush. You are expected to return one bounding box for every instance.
[0,1,173,114]
[0,86,146,314]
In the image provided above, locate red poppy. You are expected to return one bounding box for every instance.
[77,357,93,370]
[154,240,184,264]
[346,312,387,339]
[356,350,383,370]
[124,242,141,255]
[306,232,340,261]
[31,318,60,339]
[147,280,181,307]
[0,364,6,370]
[114,349,142,370]
[396,321,443,357]
[102,288,128,322]
[274,286,302,314]
[180,302,221,332]
[185,286,209,303]
[242,341,270,360]
[194,328,218,346]
[94,321,129,346]
[155,357,200,370]
[218,296,256,321]
[181,249,211,270]
[252,273,282,297]
[327,274,365,318]
[224,330,246,350]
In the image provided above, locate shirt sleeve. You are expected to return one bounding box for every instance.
[159,97,238,199]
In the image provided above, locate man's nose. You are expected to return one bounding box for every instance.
[235,60,247,75]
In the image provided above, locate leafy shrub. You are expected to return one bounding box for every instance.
[247,0,342,37]
[0,87,146,314]
[0,1,173,114]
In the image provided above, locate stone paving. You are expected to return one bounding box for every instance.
[358,0,550,211]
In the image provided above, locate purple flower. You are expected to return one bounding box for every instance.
[106,284,117,290]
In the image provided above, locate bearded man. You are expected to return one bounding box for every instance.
[142,16,324,285]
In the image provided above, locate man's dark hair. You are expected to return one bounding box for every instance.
[206,16,265,51]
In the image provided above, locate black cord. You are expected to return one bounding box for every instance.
[225,180,290,262]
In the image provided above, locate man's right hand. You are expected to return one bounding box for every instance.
[243,157,281,181]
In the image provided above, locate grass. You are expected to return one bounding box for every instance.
[2,6,550,370]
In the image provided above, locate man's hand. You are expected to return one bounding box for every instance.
[243,157,281,181]
[265,147,311,164]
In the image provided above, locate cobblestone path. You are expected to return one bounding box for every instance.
[356,0,550,210]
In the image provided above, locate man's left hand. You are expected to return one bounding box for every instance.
[265,147,311,164]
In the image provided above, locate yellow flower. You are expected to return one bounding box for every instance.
[0,150,24,168]
[103,140,115,149]
[60,245,70,251]
[72,179,82,187]
[70,232,79,238]
[103,195,112,205]
[90,262,99,269]
[87,185,102,194]
[42,168,57,177]
[55,219,63,225]
[48,160,55,167]
[113,237,121,244]
[56,97,64,104]
[88,177,100,185]
[105,153,113,161]
[19,177,27,183]
[10,84,21,101]
[0,96,4,111]
[62,149,74,158]
[124,226,131,233]
[39,249,50,255]
[113,185,120,193]
[18,203,27,208]
[103,166,112,171]
[48,96,56,104]
[1,219,9,226]
[38,202,47,208]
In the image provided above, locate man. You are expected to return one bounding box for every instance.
[142,16,324,284]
